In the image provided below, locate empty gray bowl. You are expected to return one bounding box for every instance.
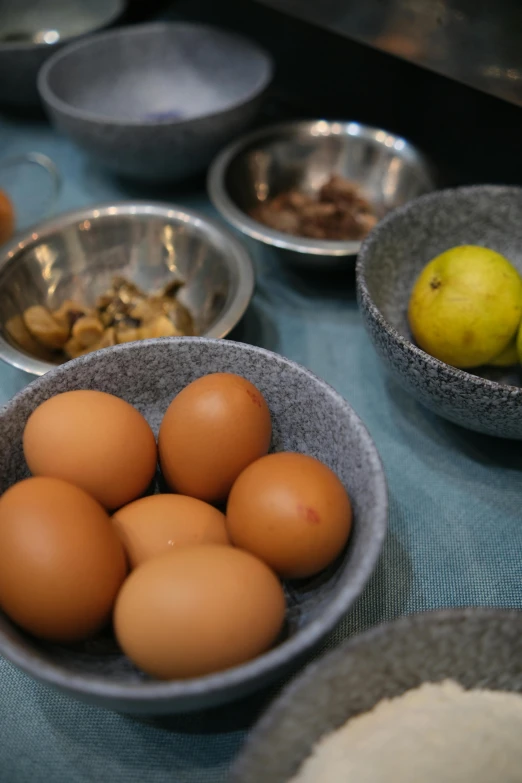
[208,120,434,268]
[38,22,273,181]
[231,608,522,782]
[357,185,522,439]
[0,201,255,376]
[0,337,387,714]
[0,0,124,107]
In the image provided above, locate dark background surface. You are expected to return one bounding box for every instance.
[5,0,520,187]
[120,0,522,187]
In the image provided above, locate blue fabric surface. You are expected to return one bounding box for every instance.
[1,116,521,783]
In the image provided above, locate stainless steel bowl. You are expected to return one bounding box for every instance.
[0,202,255,376]
[208,120,435,268]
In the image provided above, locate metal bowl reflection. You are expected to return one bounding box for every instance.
[208,120,435,268]
[0,202,254,376]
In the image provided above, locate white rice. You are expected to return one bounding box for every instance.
[290,680,522,782]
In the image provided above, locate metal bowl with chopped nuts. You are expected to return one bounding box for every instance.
[208,120,435,268]
[0,202,254,376]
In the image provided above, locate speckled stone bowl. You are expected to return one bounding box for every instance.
[231,608,522,782]
[357,185,522,438]
[38,22,273,181]
[0,337,387,715]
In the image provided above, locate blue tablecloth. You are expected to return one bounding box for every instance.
[1,114,521,783]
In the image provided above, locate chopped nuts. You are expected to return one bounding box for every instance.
[23,306,70,350]
[14,274,196,362]
[94,326,116,351]
[139,315,180,340]
[129,298,164,324]
[64,336,89,360]
[72,316,105,348]
[52,300,93,330]
[5,315,57,361]
[115,322,142,344]
[250,174,378,242]
[65,326,118,359]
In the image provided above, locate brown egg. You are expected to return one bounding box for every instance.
[0,189,15,245]
[112,494,229,568]
[226,452,353,579]
[114,545,286,679]
[0,477,127,642]
[23,390,157,509]
[158,373,272,503]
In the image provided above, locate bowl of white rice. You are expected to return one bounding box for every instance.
[231,608,522,783]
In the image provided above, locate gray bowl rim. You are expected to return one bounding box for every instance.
[0,201,255,376]
[0,336,388,706]
[231,606,522,780]
[37,21,274,127]
[0,0,125,52]
[356,183,522,396]
[207,119,434,258]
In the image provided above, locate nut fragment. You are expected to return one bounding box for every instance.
[160,280,184,298]
[250,174,378,242]
[65,326,116,358]
[356,212,378,234]
[97,277,144,315]
[129,298,164,323]
[23,305,70,349]
[64,336,88,360]
[71,316,105,348]
[20,272,195,361]
[139,315,180,340]
[164,300,195,335]
[93,326,116,351]
[5,315,57,361]
[115,323,141,344]
[52,300,93,330]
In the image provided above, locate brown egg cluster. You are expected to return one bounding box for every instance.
[0,373,352,680]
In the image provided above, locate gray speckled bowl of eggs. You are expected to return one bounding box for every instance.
[357,185,522,439]
[0,337,387,715]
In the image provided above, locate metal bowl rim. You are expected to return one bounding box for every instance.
[37,21,274,127]
[0,336,388,707]
[0,0,124,52]
[207,119,434,258]
[0,201,255,376]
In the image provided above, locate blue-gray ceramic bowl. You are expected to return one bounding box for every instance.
[357,185,522,439]
[37,22,273,182]
[231,608,522,782]
[0,337,387,714]
[0,0,124,107]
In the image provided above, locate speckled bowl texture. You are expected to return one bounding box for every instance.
[0,337,387,715]
[357,185,522,439]
[37,23,273,182]
[231,607,522,782]
[0,0,124,107]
